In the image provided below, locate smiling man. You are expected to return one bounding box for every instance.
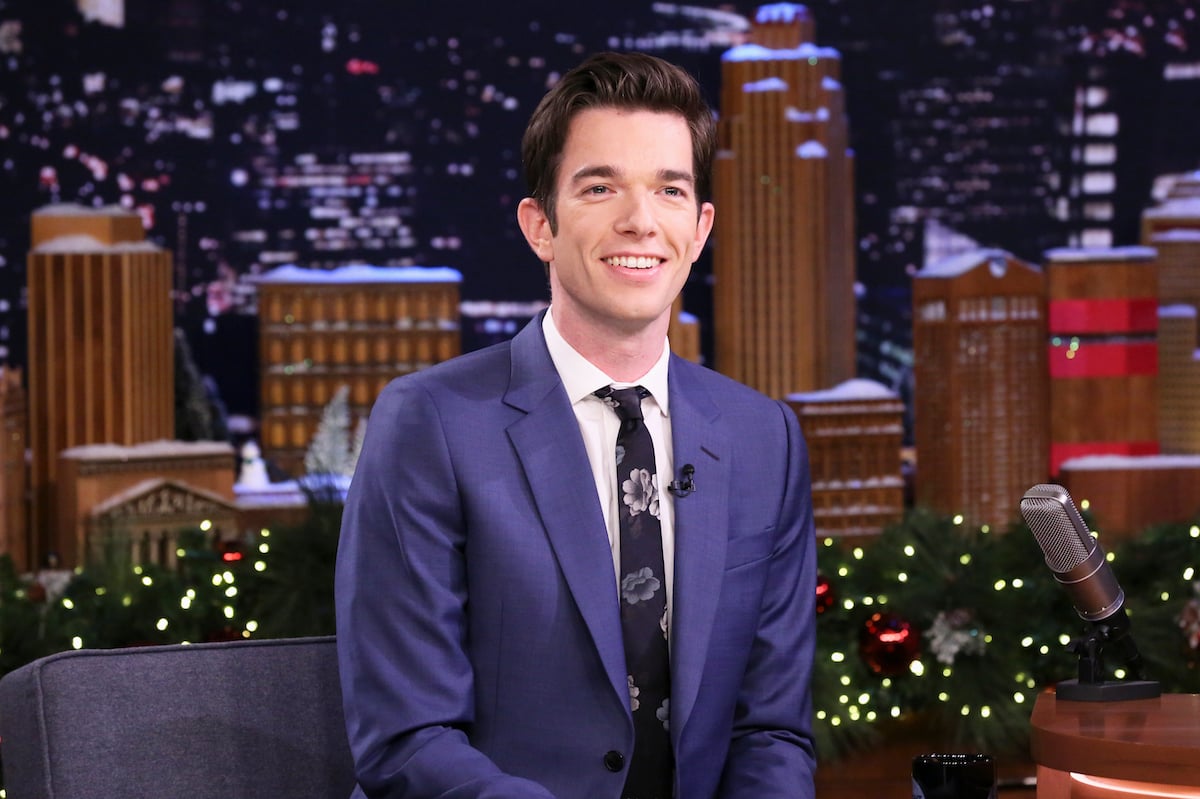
[336,52,818,799]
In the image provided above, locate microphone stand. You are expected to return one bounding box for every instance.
[1056,619,1162,702]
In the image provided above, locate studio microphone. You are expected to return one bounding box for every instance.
[668,464,695,498]
[1019,483,1125,626]
[1018,483,1159,700]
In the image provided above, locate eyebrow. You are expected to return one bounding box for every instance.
[568,165,696,186]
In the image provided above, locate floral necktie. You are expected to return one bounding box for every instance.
[595,385,673,799]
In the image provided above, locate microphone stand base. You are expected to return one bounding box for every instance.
[1055,678,1162,702]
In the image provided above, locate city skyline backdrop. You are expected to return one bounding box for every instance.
[3,0,1199,424]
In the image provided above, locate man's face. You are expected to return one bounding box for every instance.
[518,107,715,342]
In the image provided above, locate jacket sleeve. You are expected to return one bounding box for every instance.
[717,399,818,799]
[335,378,557,799]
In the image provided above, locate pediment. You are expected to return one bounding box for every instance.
[90,478,237,523]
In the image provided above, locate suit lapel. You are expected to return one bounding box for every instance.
[503,318,628,709]
[667,359,730,741]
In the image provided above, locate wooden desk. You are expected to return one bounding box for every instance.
[1031,692,1200,797]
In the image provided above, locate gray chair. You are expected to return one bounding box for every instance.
[0,635,356,799]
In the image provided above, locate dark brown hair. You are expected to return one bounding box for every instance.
[522,51,717,233]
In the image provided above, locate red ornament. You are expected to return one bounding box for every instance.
[25,581,47,604]
[815,574,836,615]
[859,611,921,676]
[218,540,244,563]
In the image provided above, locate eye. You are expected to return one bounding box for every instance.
[587,185,610,195]
[663,186,684,197]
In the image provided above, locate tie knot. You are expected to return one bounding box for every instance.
[595,385,649,424]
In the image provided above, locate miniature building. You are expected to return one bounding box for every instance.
[1141,195,1200,245]
[1153,229,1200,311]
[57,440,236,568]
[255,264,462,475]
[786,379,904,541]
[1044,246,1158,475]
[1151,229,1200,455]
[912,249,1047,529]
[1157,306,1200,455]
[87,479,240,569]
[0,367,28,569]
[26,205,174,567]
[1059,455,1200,541]
[713,3,856,398]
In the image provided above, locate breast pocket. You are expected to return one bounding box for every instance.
[724,526,774,571]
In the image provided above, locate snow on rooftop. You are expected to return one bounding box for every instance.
[744,77,788,93]
[723,42,839,63]
[1144,196,1200,217]
[756,2,808,24]
[796,141,827,159]
[255,263,462,284]
[1159,304,1198,318]
[1151,228,1200,242]
[33,235,162,254]
[1043,245,1157,262]
[822,76,841,91]
[678,310,698,323]
[1061,454,1200,471]
[60,439,236,460]
[33,203,134,217]
[917,248,1019,278]
[788,378,898,403]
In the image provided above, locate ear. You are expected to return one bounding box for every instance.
[690,201,716,262]
[517,198,555,263]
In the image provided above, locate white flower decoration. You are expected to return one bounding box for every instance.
[621,567,661,605]
[623,468,658,518]
[656,698,670,731]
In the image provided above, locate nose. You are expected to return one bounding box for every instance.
[616,191,658,238]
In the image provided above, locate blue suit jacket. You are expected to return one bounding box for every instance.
[335,315,817,799]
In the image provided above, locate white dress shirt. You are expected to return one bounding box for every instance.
[541,309,676,622]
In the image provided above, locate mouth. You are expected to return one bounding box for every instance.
[604,255,663,270]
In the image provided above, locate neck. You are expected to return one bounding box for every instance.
[550,308,667,383]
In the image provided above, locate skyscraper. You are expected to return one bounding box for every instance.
[1044,246,1158,475]
[26,204,175,566]
[713,3,856,399]
[0,367,27,569]
[912,249,1046,528]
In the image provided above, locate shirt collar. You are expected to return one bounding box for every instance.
[542,307,671,416]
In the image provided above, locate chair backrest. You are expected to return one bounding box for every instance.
[0,635,356,799]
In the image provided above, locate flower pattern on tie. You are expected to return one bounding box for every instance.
[594,384,673,799]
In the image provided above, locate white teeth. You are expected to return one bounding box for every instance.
[606,256,659,269]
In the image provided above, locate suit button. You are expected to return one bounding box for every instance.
[603,750,625,772]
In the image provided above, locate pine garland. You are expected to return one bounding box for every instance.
[813,510,1200,760]
[3,504,1200,764]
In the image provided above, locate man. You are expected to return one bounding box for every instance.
[336,51,817,799]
